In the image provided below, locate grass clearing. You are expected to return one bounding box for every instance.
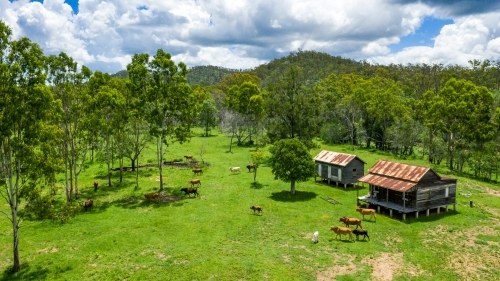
[1,130,500,280]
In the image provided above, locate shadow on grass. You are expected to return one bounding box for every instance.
[402,210,461,224]
[250,182,268,189]
[1,263,49,281]
[327,239,355,243]
[269,190,317,202]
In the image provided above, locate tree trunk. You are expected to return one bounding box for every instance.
[106,134,112,187]
[12,210,20,272]
[158,136,164,192]
[119,156,123,183]
[131,158,136,172]
[135,156,140,190]
[290,180,296,195]
[253,168,257,183]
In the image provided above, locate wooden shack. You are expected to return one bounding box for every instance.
[313,150,366,188]
[358,160,457,220]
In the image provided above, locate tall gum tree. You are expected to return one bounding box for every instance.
[0,22,62,272]
[147,49,196,192]
[266,65,323,149]
[47,53,91,201]
[424,78,494,170]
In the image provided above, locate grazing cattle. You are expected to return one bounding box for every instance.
[192,168,203,175]
[330,226,354,241]
[339,216,363,229]
[84,199,93,211]
[93,180,99,192]
[189,179,201,188]
[246,164,256,172]
[184,155,193,162]
[250,205,262,215]
[180,187,199,197]
[229,167,240,174]
[312,231,319,243]
[144,193,160,201]
[356,207,377,221]
[352,229,370,241]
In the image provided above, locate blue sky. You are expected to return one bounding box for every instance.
[2,0,500,73]
[390,17,454,53]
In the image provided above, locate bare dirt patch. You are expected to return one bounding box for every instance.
[37,247,58,253]
[485,187,500,197]
[317,254,359,281]
[362,252,402,281]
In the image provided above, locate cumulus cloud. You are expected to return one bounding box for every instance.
[372,12,500,65]
[0,0,499,73]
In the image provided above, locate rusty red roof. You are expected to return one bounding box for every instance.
[358,174,416,192]
[368,160,436,182]
[313,150,365,167]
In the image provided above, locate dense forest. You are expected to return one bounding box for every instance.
[2,18,500,271]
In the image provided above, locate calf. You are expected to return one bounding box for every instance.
[246,164,256,172]
[352,229,370,241]
[250,205,262,215]
[84,199,93,211]
[192,168,203,175]
[144,192,160,201]
[180,187,199,197]
[330,226,354,241]
[339,216,363,229]
[189,179,201,188]
[229,167,240,174]
[184,155,193,162]
[356,207,377,221]
[93,180,98,192]
[311,231,319,244]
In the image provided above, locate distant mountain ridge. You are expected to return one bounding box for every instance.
[111,50,374,87]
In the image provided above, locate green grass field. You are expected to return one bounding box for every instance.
[1,130,500,281]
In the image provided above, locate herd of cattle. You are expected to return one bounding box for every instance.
[84,155,377,243]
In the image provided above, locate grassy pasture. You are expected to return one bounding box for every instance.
[1,130,500,280]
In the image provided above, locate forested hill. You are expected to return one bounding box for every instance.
[186,65,241,86]
[250,50,373,87]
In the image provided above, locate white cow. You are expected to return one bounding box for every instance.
[229,167,240,174]
[312,231,319,243]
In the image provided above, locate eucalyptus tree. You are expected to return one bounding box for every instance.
[224,82,265,145]
[47,52,92,201]
[266,65,323,149]
[424,78,495,170]
[0,21,62,272]
[92,85,126,186]
[147,49,196,192]
[198,98,219,137]
[126,54,152,189]
[317,74,365,149]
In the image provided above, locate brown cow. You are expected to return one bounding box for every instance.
[339,217,363,229]
[189,179,201,188]
[192,168,203,175]
[246,164,256,172]
[250,205,262,215]
[356,207,377,221]
[93,180,99,192]
[84,199,93,211]
[144,193,160,201]
[330,226,354,241]
[184,155,193,162]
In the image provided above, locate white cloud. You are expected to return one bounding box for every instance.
[372,13,500,66]
[0,0,499,73]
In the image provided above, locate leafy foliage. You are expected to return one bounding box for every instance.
[268,139,316,194]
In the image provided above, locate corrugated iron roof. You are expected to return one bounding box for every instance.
[358,174,416,192]
[313,150,365,167]
[368,160,435,182]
